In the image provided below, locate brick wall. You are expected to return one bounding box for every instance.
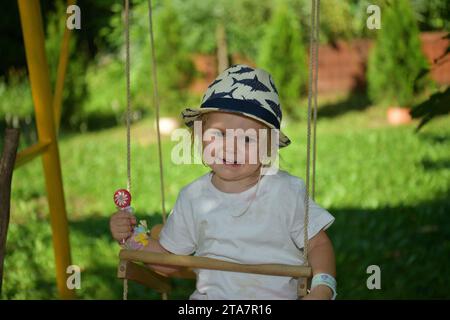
[317,31,449,94]
[189,31,449,96]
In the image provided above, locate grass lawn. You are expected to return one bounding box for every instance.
[3,103,450,299]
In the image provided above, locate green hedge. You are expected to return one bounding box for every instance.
[367,0,429,107]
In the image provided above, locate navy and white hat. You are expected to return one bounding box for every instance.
[182,64,291,148]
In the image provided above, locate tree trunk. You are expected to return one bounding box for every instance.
[216,21,229,74]
[0,128,20,294]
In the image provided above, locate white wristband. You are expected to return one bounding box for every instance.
[311,273,337,300]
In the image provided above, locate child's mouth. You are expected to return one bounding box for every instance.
[221,158,242,168]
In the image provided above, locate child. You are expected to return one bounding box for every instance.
[110,65,336,300]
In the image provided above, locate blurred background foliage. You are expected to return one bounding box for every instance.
[1,0,448,133]
[0,0,449,299]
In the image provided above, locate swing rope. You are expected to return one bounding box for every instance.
[123,0,131,300]
[303,0,320,264]
[121,0,168,300]
[147,0,168,225]
[312,0,320,202]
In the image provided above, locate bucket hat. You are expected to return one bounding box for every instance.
[181,64,291,147]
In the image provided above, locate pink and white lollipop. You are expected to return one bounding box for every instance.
[114,189,132,209]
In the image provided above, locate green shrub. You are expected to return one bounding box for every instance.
[257,1,308,119]
[0,70,33,122]
[367,0,429,107]
[81,0,195,126]
[0,2,89,132]
[152,0,196,116]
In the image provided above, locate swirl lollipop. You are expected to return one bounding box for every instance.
[114,189,132,209]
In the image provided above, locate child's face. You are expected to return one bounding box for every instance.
[201,111,268,181]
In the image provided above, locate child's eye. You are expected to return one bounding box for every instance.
[245,136,256,143]
[212,130,223,137]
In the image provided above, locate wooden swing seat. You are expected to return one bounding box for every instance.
[117,224,312,297]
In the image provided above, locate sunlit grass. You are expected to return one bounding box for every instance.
[3,105,449,299]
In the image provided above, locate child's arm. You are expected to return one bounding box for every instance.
[139,238,182,275]
[302,230,336,300]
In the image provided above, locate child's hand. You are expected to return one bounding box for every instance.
[109,209,137,243]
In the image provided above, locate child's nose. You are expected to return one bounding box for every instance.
[224,138,247,162]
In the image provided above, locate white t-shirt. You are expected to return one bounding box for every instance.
[159,170,335,300]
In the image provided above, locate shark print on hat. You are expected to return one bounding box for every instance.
[232,75,271,92]
[241,95,263,108]
[207,78,222,88]
[265,99,282,121]
[208,87,238,100]
[269,76,279,95]
[228,65,255,75]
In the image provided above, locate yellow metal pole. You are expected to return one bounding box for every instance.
[53,0,77,133]
[17,0,74,299]
[14,140,50,169]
